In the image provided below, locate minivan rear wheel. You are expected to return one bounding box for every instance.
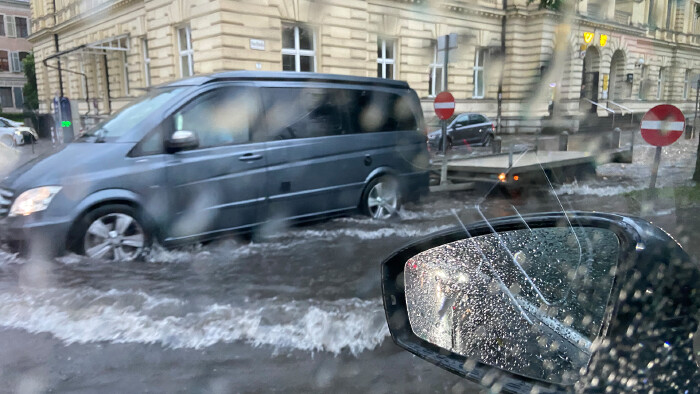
[76,204,151,261]
[362,176,401,220]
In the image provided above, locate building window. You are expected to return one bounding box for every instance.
[0,15,5,36]
[281,24,315,72]
[657,67,665,100]
[18,51,28,72]
[694,2,700,34]
[0,87,12,108]
[638,65,648,100]
[177,25,194,77]
[142,38,151,87]
[123,52,130,96]
[15,17,28,38]
[377,38,395,79]
[5,15,15,37]
[0,51,8,72]
[429,43,444,97]
[473,48,487,98]
[13,87,23,109]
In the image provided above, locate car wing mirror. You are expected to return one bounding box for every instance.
[381,212,698,392]
[166,130,199,152]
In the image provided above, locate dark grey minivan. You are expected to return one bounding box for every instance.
[0,72,429,260]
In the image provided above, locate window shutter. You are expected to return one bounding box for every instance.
[6,15,15,37]
[10,52,19,72]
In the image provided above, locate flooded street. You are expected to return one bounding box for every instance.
[1,135,698,392]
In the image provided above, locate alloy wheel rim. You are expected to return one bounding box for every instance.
[367,181,398,220]
[84,213,145,261]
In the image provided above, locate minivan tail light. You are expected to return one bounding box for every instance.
[492,123,496,132]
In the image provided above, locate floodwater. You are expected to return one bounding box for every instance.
[0,135,698,392]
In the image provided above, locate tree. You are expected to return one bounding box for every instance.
[22,52,39,112]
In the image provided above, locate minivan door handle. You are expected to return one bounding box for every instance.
[239,153,263,162]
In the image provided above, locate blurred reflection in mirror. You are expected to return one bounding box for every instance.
[405,227,619,385]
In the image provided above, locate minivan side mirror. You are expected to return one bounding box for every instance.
[381,212,698,392]
[166,130,199,152]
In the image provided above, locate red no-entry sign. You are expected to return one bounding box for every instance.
[640,104,685,147]
[433,92,455,120]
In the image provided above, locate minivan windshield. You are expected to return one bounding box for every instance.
[81,87,186,141]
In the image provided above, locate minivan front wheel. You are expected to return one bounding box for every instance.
[362,176,400,220]
[77,205,151,261]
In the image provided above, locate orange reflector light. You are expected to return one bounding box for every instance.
[513,175,520,181]
[498,173,507,182]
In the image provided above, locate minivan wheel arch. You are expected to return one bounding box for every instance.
[363,167,399,186]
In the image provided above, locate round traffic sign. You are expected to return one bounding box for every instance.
[640,104,685,147]
[433,92,455,120]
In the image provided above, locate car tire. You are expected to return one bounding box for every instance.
[361,176,401,220]
[74,204,152,261]
[483,134,494,147]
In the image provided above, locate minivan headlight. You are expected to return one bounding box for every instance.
[9,186,62,217]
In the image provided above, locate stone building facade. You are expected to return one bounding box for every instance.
[0,0,31,114]
[28,0,700,132]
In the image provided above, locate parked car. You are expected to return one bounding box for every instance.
[427,113,495,150]
[0,116,24,127]
[0,71,430,260]
[0,117,38,146]
[0,119,24,147]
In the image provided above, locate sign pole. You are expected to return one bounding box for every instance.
[440,119,448,185]
[649,146,662,190]
[440,34,450,186]
[433,91,456,187]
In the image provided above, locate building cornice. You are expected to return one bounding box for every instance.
[29,0,142,43]
[0,0,30,9]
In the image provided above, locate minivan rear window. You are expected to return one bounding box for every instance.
[262,87,419,141]
[346,90,419,133]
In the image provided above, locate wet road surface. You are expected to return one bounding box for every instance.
[1,135,698,393]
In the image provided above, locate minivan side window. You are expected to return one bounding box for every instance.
[135,127,165,156]
[172,87,257,148]
[263,87,345,140]
[346,90,418,133]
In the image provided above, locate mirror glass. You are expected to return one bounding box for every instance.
[405,227,619,385]
[171,130,195,141]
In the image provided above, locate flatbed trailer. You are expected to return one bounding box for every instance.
[430,148,632,187]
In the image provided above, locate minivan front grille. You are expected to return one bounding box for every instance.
[0,188,13,218]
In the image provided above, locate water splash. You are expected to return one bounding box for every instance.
[0,287,389,355]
